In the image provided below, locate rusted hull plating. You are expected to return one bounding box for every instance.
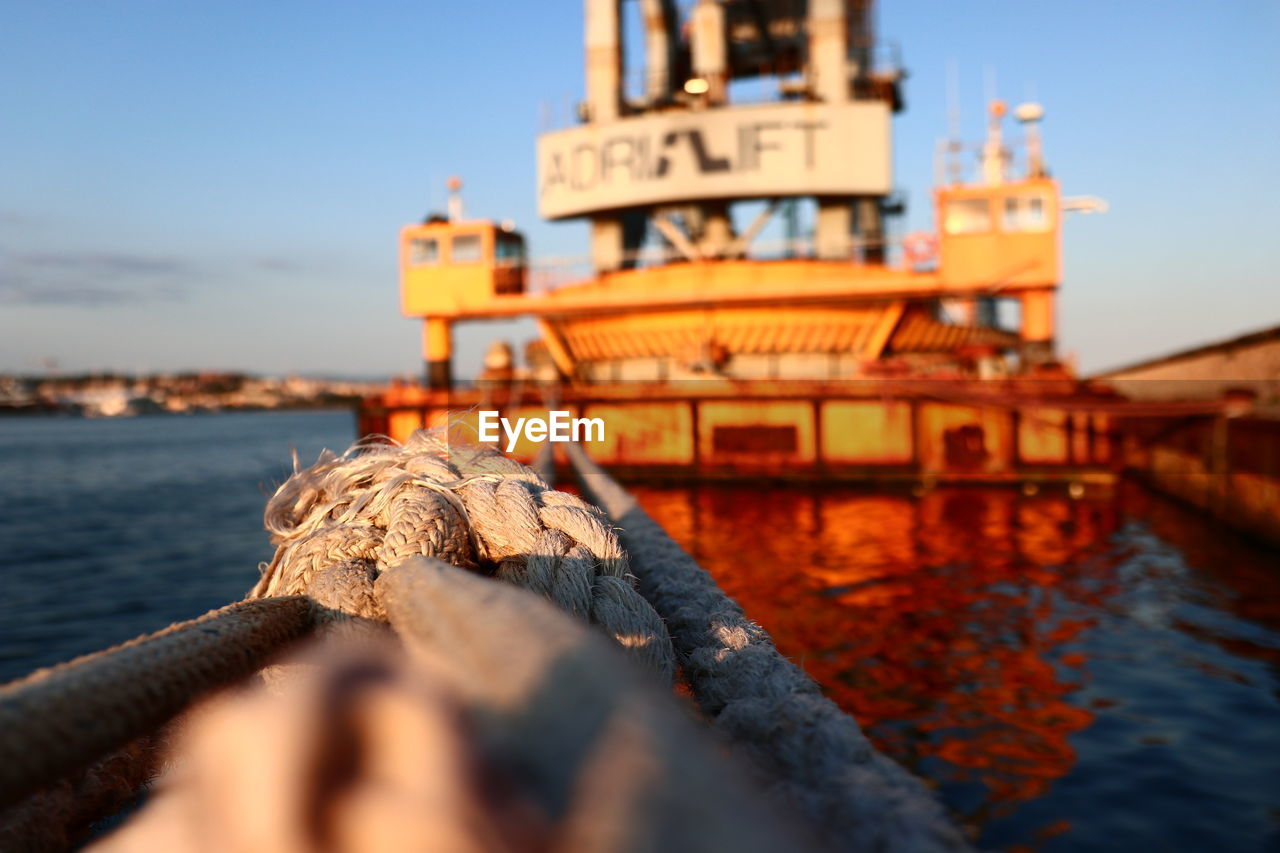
[358,381,1128,485]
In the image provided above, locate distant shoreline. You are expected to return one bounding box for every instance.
[0,403,359,419]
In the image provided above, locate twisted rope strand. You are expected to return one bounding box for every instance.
[249,429,675,682]
[565,441,971,853]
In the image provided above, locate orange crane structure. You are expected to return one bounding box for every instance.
[359,0,1162,484]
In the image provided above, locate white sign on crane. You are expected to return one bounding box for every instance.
[536,101,892,220]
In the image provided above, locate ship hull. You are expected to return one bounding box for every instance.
[358,379,1122,487]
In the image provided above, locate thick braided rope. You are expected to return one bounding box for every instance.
[566,442,971,853]
[0,736,159,853]
[249,429,675,681]
[0,597,314,810]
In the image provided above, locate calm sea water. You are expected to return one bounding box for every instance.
[630,483,1280,852]
[1,411,1278,851]
[0,411,357,678]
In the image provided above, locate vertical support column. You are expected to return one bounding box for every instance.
[698,203,734,259]
[585,0,624,274]
[691,0,732,258]
[855,196,884,263]
[584,0,622,123]
[808,0,848,104]
[815,201,852,260]
[1020,289,1056,366]
[641,0,676,104]
[424,317,453,390]
[847,0,874,84]
[691,0,728,103]
[591,218,626,272]
[783,200,800,258]
[810,0,852,261]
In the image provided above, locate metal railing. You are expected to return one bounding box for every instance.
[524,232,933,294]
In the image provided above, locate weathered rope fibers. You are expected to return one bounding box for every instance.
[1,427,973,852]
[0,597,314,811]
[565,441,972,853]
[249,429,676,683]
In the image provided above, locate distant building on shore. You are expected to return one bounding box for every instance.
[1094,324,1280,414]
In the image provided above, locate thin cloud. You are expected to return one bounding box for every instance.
[11,251,189,277]
[254,256,307,273]
[0,250,193,306]
[0,211,40,228]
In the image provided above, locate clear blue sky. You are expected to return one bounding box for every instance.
[2,1,1277,378]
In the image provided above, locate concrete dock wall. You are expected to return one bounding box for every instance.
[1123,415,1280,547]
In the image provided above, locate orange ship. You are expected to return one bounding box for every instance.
[358,0,1159,486]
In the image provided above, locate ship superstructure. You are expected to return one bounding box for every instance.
[363,0,1121,483]
[401,0,1069,387]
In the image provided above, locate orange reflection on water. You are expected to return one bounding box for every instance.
[632,485,1124,817]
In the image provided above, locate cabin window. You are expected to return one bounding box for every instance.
[495,234,525,267]
[1001,193,1051,232]
[451,234,483,263]
[407,237,440,265]
[943,198,992,235]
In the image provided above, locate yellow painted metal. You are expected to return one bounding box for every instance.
[400,221,524,317]
[861,300,907,360]
[360,3,1109,487]
[1091,414,1112,464]
[543,261,946,315]
[821,400,914,463]
[535,318,577,377]
[698,400,817,464]
[423,317,452,362]
[916,402,1013,476]
[1020,289,1056,344]
[365,383,1121,483]
[1017,409,1068,464]
[404,255,956,321]
[581,402,695,465]
[554,305,891,362]
[888,310,1021,353]
[400,204,1061,331]
[936,177,1061,291]
[1071,411,1092,464]
[499,405,583,460]
[388,409,425,444]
